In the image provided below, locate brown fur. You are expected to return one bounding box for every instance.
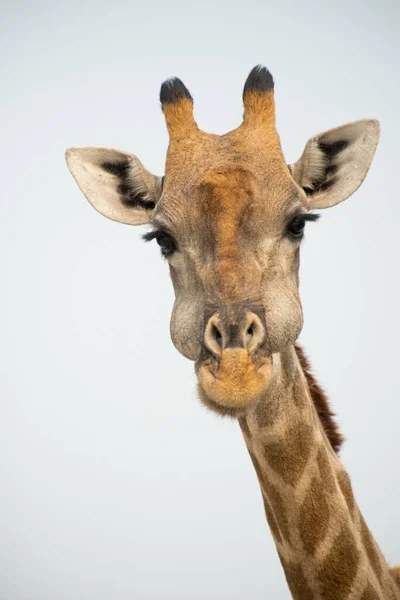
[316,447,337,495]
[361,584,381,599]
[162,97,198,139]
[247,448,291,543]
[239,345,400,599]
[360,512,383,582]
[391,566,400,588]
[298,471,331,555]
[295,344,344,453]
[242,88,276,128]
[264,420,313,485]
[262,495,283,544]
[198,348,271,409]
[280,557,314,599]
[197,170,264,304]
[337,468,356,517]
[317,526,360,598]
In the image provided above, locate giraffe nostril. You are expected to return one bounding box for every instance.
[245,322,256,347]
[203,310,266,357]
[204,316,225,357]
[244,317,265,351]
[213,325,223,347]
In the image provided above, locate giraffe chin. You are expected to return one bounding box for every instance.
[196,348,272,417]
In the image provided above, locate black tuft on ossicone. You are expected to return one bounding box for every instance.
[243,65,274,98]
[160,77,192,105]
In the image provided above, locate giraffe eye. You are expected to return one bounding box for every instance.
[156,232,177,256]
[286,212,320,240]
[287,215,306,239]
[142,229,178,257]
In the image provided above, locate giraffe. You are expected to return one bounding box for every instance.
[65,66,400,598]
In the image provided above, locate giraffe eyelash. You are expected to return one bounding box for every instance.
[143,229,178,257]
[286,212,320,240]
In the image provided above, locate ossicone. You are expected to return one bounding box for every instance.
[160,76,198,139]
[242,65,276,128]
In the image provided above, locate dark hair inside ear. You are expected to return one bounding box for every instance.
[304,138,350,196]
[101,161,129,178]
[101,161,156,210]
[318,139,349,158]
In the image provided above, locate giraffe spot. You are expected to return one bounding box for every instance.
[360,583,381,600]
[279,556,314,600]
[292,376,309,409]
[264,421,313,486]
[360,512,383,583]
[316,447,336,495]
[390,564,400,585]
[254,393,281,428]
[318,525,360,600]
[248,449,290,543]
[298,472,331,555]
[263,479,291,543]
[337,469,356,517]
[262,495,282,544]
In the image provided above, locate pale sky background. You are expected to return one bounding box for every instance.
[1,1,399,598]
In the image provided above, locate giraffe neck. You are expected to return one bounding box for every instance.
[239,345,399,600]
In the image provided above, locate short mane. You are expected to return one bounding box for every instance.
[295,344,344,453]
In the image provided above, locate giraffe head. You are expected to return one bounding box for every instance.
[66,66,379,417]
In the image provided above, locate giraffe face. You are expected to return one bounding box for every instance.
[66,67,380,416]
[152,138,307,416]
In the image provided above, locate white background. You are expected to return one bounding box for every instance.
[1,1,399,597]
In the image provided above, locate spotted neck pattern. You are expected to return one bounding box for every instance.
[238,346,400,599]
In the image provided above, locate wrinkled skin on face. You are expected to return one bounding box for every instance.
[161,161,304,360]
[156,133,305,415]
[65,66,380,416]
[151,80,310,415]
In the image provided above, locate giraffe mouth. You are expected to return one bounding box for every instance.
[196,348,272,416]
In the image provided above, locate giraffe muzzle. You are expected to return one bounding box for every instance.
[195,305,272,414]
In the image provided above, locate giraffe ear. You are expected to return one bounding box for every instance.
[65,147,162,225]
[289,120,380,209]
